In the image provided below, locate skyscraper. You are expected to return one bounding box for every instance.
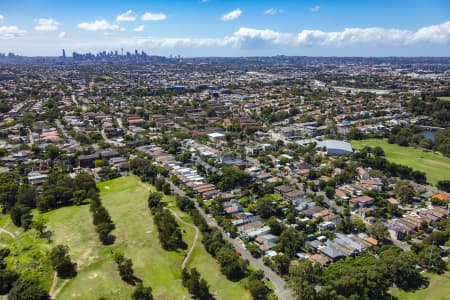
[62,49,66,59]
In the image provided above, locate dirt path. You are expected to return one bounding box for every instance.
[50,247,94,299]
[139,181,199,269]
[49,272,59,299]
[171,210,199,269]
[0,221,16,238]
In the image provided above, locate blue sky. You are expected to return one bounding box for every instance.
[0,0,449,56]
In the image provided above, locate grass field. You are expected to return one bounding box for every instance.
[1,175,250,300]
[351,139,450,185]
[0,176,250,299]
[392,269,450,300]
[437,96,450,102]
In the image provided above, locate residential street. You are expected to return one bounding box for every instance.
[166,180,294,300]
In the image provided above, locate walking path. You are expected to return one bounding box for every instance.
[170,210,199,269]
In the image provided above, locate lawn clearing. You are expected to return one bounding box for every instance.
[51,175,191,300]
[437,96,450,102]
[351,139,450,185]
[2,175,251,300]
[392,269,450,300]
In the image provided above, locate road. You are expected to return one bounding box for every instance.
[167,180,294,300]
[55,119,77,145]
[27,128,34,145]
[71,94,79,107]
[101,129,126,147]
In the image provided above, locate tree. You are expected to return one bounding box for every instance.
[278,228,304,258]
[90,198,115,244]
[8,278,48,300]
[32,217,47,237]
[266,216,283,235]
[380,249,424,290]
[0,269,19,294]
[153,209,183,250]
[51,244,75,278]
[10,204,31,229]
[368,222,389,242]
[74,172,97,192]
[324,186,335,199]
[162,182,171,195]
[248,278,270,300]
[114,252,136,284]
[351,218,366,233]
[272,254,291,275]
[148,192,163,213]
[288,259,319,300]
[16,185,37,207]
[247,243,261,258]
[132,282,153,300]
[394,180,415,204]
[216,246,245,280]
[437,180,450,192]
[46,144,60,167]
[256,195,277,219]
[417,245,447,273]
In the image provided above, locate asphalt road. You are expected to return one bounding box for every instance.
[167,180,294,300]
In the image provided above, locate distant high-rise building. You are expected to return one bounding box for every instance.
[62,49,66,59]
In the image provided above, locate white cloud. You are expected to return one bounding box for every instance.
[141,12,167,21]
[264,8,283,15]
[77,20,121,31]
[124,21,450,49]
[220,8,242,21]
[0,25,26,38]
[116,10,136,22]
[34,18,60,31]
[310,5,321,12]
[59,32,66,38]
[201,0,208,3]
[0,15,4,22]
[133,25,145,32]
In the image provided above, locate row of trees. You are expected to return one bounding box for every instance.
[113,252,154,300]
[181,268,212,299]
[114,252,138,285]
[90,196,115,245]
[175,195,274,299]
[148,192,184,251]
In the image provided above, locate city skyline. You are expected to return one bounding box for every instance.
[1,0,450,57]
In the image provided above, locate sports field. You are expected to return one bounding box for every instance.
[351,139,450,185]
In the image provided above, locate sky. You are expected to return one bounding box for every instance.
[0,0,450,57]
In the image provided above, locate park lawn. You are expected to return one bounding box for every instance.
[392,269,450,300]
[50,175,191,300]
[437,96,450,102]
[2,175,251,300]
[142,180,252,300]
[187,238,252,300]
[351,139,450,185]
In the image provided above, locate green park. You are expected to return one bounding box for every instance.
[351,139,450,186]
[0,175,250,300]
